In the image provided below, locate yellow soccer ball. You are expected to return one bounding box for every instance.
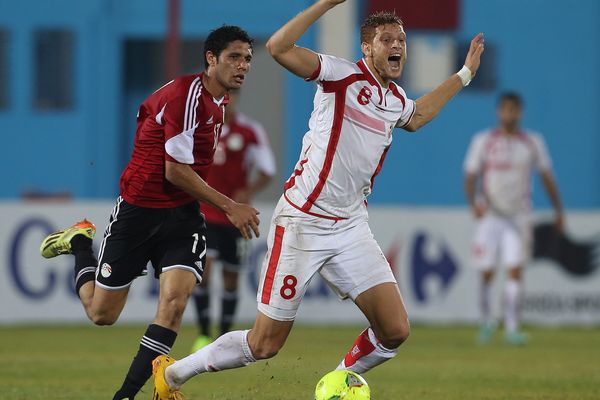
[314,370,371,400]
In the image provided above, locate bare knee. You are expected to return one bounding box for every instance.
[89,309,119,326]
[377,318,410,349]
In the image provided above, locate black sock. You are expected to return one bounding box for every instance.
[193,286,211,336]
[113,324,177,400]
[220,289,239,335]
[71,235,97,296]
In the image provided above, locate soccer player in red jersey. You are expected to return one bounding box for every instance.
[191,89,276,350]
[40,26,259,400]
[152,1,484,398]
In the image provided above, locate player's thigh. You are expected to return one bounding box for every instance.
[320,221,396,302]
[354,282,410,346]
[472,215,501,271]
[500,222,528,270]
[322,222,407,345]
[256,216,328,322]
[152,203,207,285]
[96,199,158,291]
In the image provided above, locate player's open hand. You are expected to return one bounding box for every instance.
[464,33,485,78]
[472,203,486,219]
[227,202,260,239]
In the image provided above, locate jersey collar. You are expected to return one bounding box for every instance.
[356,59,385,105]
[199,72,230,106]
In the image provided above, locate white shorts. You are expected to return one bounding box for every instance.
[472,213,532,271]
[256,197,397,321]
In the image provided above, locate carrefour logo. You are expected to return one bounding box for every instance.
[385,231,459,303]
[410,232,459,303]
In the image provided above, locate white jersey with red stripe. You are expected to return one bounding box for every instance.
[284,54,416,220]
[464,129,552,216]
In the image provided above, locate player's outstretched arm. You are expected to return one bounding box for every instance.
[165,161,260,239]
[403,33,484,132]
[266,0,345,78]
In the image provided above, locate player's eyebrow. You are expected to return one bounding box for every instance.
[380,32,406,40]
[229,51,252,60]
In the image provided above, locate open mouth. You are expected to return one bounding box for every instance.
[234,74,245,84]
[388,54,402,69]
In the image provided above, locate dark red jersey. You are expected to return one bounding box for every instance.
[202,112,275,226]
[120,73,228,208]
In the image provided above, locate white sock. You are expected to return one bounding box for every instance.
[166,329,256,388]
[504,279,521,334]
[336,327,397,374]
[480,279,492,325]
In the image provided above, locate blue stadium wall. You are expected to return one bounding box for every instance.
[1,0,599,209]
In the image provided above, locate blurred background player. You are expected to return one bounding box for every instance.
[464,92,564,345]
[151,1,484,398]
[39,26,260,400]
[191,88,276,351]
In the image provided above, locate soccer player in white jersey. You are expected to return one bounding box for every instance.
[464,92,564,345]
[152,1,484,397]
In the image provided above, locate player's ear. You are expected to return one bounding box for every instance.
[361,42,371,58]
[206,51,218,68]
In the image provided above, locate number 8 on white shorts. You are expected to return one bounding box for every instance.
[256,199,397,322]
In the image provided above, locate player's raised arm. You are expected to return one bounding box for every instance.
[402,33,485,132]
[266,0,346,78]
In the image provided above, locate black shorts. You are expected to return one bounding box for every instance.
[205,222,248,270]
[96,197,206,290]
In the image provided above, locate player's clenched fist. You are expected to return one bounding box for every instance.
[226,202,260,239]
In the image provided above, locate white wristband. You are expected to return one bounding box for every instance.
[457,65,472,87]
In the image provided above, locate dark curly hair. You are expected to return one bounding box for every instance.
[360,11,403,44]
[203,25,254,68]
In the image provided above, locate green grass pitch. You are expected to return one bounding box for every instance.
[1,324,599,399]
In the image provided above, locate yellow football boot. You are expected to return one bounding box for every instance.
[152,355,185,400]
[40,219,96,258]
